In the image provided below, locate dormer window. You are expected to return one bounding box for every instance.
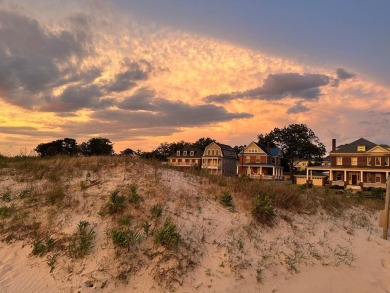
[176,151,180,156]
[190,151,194,156]
[357,145,366,152]
[183,151,187,156]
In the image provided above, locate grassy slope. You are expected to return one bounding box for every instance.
[0,156,386,292]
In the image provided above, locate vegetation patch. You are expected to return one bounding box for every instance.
[68,221,95,258]
[251,195,276,225]
[154,220,180,248]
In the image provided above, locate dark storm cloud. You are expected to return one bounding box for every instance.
[113,86,253,126]
[286,101,310,114]
[95,102,252,128]
[104,59,153,93]
[0,126,59,137]
[0,9,92,107]
[336,68,356,80]
[204,73,332,103]
[40,84,114,112]
[117,87,157,110]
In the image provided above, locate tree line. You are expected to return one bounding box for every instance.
[34,124,326,172]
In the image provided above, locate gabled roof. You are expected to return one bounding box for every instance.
[241,141,281,157]
[204,142,237,158]
[332,138,389,153]
[168,148,203,158]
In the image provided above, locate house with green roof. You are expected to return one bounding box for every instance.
[306,138,390,189]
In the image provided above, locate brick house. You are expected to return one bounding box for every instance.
[306,138,390,189]
[236,141,283,180]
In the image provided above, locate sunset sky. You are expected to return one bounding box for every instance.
[1,0,390,155]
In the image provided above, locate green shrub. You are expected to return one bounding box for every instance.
[150,204,163,218]
[154,220,180,248]
[128,184,143,204]
[251,195,276,225]
[111,228,140,248]
[108,190,126,214]
[220,192,235,211]
[68,221,95,258]
[371,187,385,199]
[0,205,15,218]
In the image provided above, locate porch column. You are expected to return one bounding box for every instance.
[306,168,309,180]
[236,165,239,175]
[260,166,263,176]
[344,170,347,186]
[272,167,275,176]
[360,170,363,184]
[329,169,333,181]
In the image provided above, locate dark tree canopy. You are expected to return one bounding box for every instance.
[35,138,78,157]
[192,137,217,151]
[233,145,246,155]
[80,137,114,156]
[258,124,326,173]
[120,148,134,156]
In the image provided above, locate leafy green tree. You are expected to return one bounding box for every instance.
[120,148,134,156]
[192,137,217,151]
[258,124,326,173]
[35,138,78,157]
[80,137,114,156]
[233,145,246,155]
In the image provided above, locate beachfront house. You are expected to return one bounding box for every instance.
[201,142,238,176]
[167,148,203,169]
[236,141,283,180]
[306,138,390,189]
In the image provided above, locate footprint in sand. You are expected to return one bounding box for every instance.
[381,258,390,269]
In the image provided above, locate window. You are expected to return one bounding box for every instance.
[190,151,194,156]
[215,150,219,156]
[357,145,366,152]
[172,159,176,163]
[336,172,342,181]
[207,150,211,155]
[183,151,187,156]
[375,157,381,166]
[367,157,372,166]
[385,157,389,166]
[176,151,180,156]
[375,173,381,183]
[336,157,342,165]
[367,173,373,183]
[351,157,357,166]
[185,159,189,163]
[212,150,215,155]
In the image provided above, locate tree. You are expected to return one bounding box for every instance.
[192,137,217,151]
[258,124,326,173]
[80,137,114,156]
[233,145,246,155]
[120,148,134,156]
[35,138,78,157]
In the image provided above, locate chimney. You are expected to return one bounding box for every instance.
[267,142,270,153]
[332,139,336,152]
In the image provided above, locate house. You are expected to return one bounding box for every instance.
[201,142,238,176]
[306,138,390,189]
[236,141,283,180]
[167,148,203,168]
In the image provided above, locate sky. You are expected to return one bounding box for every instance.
[0,0,389,155]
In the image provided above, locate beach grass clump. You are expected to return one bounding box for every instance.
[111,228,141,248]
[150,204,163,218]
[108,190,127,214]
[251,195,276,225]
[220,192,235,211]
[154,220,180,248]
[0,205,16,218]
[68,221,95,258]
[128,184,143,205]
